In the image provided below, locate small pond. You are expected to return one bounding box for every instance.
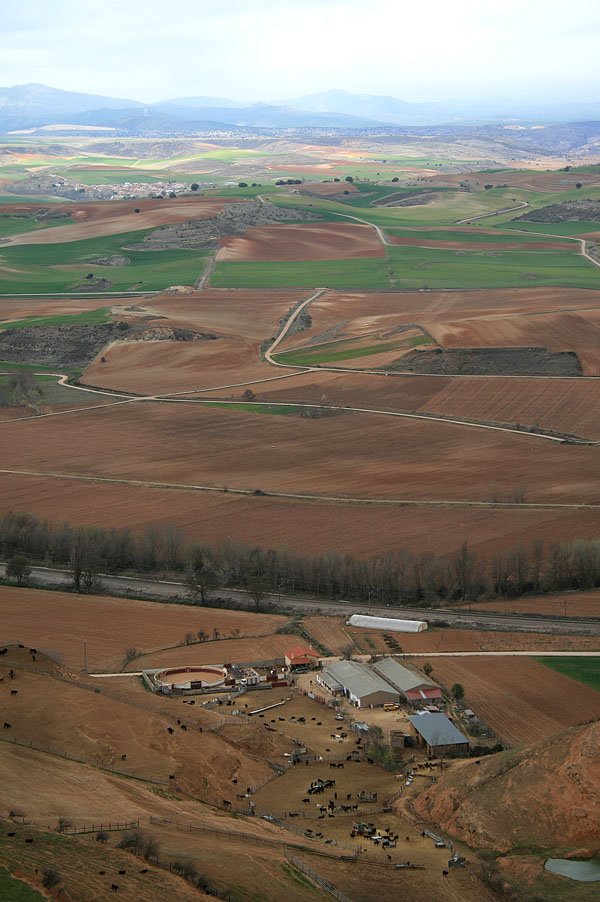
[545,859,600,882]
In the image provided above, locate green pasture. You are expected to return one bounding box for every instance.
[212,241,598,290]
[0,360,81,377]
[536,657,600,693]
[212,256,390,289]
[0,214,75,239]
[0,229,207,294]
[0,308,111,330]
[501,221,600,236]
[386,226,562,244]
[0,868,43,901]
[56,167,200,185]
[200,401,301,416]
[0,194,68,204]
[274,333,432,366]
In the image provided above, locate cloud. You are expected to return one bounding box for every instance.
[1,0,598,103]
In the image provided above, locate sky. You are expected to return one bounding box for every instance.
[2,0,600,104]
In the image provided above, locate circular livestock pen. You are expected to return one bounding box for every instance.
[155,665,227,691]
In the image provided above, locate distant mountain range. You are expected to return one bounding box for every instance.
[1,83,600,134]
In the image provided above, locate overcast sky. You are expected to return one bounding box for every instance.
[3,0,600,103]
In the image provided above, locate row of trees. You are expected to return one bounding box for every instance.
[1,511,599,604]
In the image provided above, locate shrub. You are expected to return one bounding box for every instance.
[42,868,61,889]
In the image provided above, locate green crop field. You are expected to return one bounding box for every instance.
[211,256,390,289]
[0,308,111,330]
[0,229,207,294]
[0,868,43,900]
[199,401,302,416]
[0,360,81,377]
[536,657,600,692]
[0,215,73,238]
[502,221,600,236]
[212,242,598,290]
[274,334,432,366]
[386,226,563,244]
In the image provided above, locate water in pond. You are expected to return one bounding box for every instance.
[545,859,600,882]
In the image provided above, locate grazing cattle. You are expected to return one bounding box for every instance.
[475,760,481,766]
[118,870,126,875]
[3,723,11,729]
[232,778,238,784]
[347,793,351,800]
[30,649,37,655]
[180,724,187,731]
[18,643,24,648]
[139,869,148,874]
[288,812,299,818]
[121,754,127,761]
[31,655,36,662]
[0,648,6,656]
[197,725,202,732]
[442,870,449,877]
[169,774,175,780]
[99,870,106,875]
[222,799,231,808]
[279,717,285,722]
[25,838,33,844]
[7,832,15,837]
[166,727,174,734]
[367,757,374,764]
[10,690,17,696]
[111,884,119,891]
[302,798,310,804]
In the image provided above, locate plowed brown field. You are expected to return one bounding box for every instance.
[352,628,600,654]
[0,586,287,671]
[426,170,600,192]
[127,634,297,670]
[84,289,305,391]
[412,656,600,745]
[462,590,600,618]
[2,471,599,558]
[5,196,244,245]
[217,223,384,262]
[2,402,598,503]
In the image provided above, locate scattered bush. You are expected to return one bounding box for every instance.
[42,868,61,889]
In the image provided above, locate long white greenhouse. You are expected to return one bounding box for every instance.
[346,614,428,633]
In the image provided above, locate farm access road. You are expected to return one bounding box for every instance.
[2,563,599,637]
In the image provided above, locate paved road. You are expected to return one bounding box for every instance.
[2,564,599,636]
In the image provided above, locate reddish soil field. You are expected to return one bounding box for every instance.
[250,371,600,440]
[84,289,305,391]
[0,586,287,671]
[128,634,298,670]
[462,590,600,618]
[418,376,600,440]
[351,627,600,654]
[0,475,599,562]
[217,223,384,262]
[303,616,357,655]
[1,401,598,504]
[280,288,600,374]
[412,655,600,745]
[6,196,244,245]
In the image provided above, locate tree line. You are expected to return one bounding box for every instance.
[0,511,598,605]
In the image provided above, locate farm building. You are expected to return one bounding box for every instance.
[317,660,400,708]
[372,658,443,706]
[347,615,427,633]
[284,645,320,671]
[408,712,469,757]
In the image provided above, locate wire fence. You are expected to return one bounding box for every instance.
[285,851,354,902]
[148,815,356,859]
[63,820,139,835]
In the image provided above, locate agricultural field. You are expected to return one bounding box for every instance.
[536,656,600,692]
[0,586,288,671]
[412,656,600,745]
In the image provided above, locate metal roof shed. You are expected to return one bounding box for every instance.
[321,660,400,708]
[408,713,469,756]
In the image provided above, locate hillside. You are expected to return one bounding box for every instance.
[413,720,600,853]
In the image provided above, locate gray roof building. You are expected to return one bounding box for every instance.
[372,657,438,693]
[408,712,469,754]
[319,660,400,708]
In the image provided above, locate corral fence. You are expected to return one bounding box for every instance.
[62,819,139,835]
[296,687,339,708]
[284,851,354,902]
[149,816,356,859]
